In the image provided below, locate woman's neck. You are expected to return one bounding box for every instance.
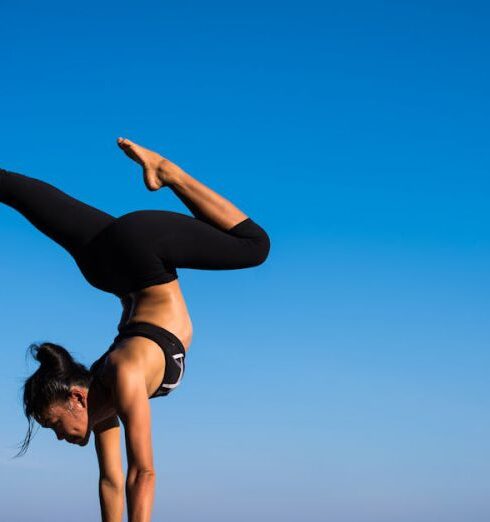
[87,376,117,430]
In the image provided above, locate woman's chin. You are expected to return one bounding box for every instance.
[78,432,91,446]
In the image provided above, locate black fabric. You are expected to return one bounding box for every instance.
[90,321,186,398]
[0,169,270,297]
[0,169,115,256]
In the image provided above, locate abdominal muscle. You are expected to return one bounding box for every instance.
[127,279,193,350]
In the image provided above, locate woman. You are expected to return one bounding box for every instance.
[2,138,270,522]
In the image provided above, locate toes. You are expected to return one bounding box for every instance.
[117,137,132,147]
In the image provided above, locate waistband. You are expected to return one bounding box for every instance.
[114,321,186,356]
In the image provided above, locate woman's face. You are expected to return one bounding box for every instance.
[39,387,91,446]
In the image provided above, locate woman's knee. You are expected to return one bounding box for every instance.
[248,229,271,267]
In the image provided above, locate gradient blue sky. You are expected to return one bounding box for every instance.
[1,1,490,521]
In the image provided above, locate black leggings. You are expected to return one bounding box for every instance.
[0,169,270,298]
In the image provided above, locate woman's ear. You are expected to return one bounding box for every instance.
[69,386,88,409]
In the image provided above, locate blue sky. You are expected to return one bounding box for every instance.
[1,1,490,521]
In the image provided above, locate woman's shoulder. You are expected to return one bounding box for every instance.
[90,351,108,374]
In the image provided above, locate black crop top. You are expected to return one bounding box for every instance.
[90,321,186,399]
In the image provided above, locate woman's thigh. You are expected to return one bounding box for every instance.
[112,210,269,270]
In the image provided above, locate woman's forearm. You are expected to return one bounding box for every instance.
[99,479,125,522]
[126,470,156,522]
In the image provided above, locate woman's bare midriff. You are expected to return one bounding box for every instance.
[125,279,193,350]
[89,280,193,421]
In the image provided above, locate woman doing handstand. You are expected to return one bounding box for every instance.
[0,138,270,522]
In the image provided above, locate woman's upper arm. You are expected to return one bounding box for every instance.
[94,416,124,484]
[110,361,155,474]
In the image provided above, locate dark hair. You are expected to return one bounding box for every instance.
[14,342,93,458]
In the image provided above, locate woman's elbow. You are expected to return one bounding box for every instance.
[100,475,125,491]
[127,466,156,484]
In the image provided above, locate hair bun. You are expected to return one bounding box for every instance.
[30,342,73,374]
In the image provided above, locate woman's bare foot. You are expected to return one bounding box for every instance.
[117,137,183,191]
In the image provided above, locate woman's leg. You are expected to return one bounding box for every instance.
[163,211,270,269]
[163,169,270,268]
[118,138,249,230]
[115,209,269,272]
[116,138,270,269]
[168,170,248,230]
[0,169,116,256]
